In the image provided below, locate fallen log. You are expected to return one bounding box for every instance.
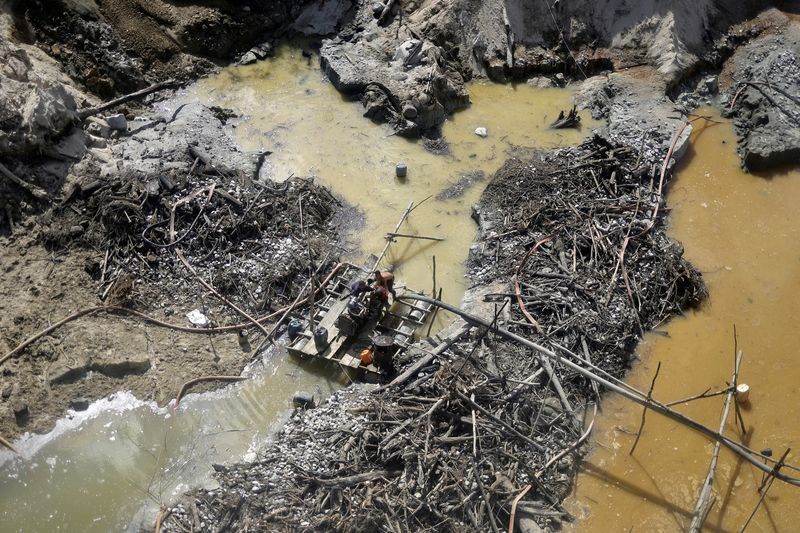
[77,79,180,120]
[0,161,48,200]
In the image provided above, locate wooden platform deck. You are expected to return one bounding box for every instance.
[286,264,434,376]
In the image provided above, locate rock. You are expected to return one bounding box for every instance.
[293,391,316,409]
[238,51,259,66]
[292,0,352,35]
[474,127,488,138]
[55,128,87,159]
[106,113,127,131]
[69,397,90,411]
[393,40,422,64]
[372,2,384,17]
[187,309,210,328]
[10,398,28,417]
[90,350,151,377]
[671,123,693,162]
[518,517,545,533]
[526,76,555,89]
[700,75,718,95]
[22,85,77,138]
[743,129,800,171]
[727,24,800,170]
[85,117,111,138]
[395,162,407,178]
[48,353,91,385]
[86,134,107,149]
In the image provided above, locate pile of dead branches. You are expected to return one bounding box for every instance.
[163,328,584,533]
[38,151,340,315]
[472,136,706,380]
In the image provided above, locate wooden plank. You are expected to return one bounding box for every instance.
[340,354,361,368]
[325,333,350,360]
[299,297,349,356]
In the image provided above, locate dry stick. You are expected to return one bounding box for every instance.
[4,204,13,235]
[153,506,170,533]
[689,349,744,532]
[399,294,800,486]
[731,325,747,435]
[77,79,179,119]
[666,387,733,407]
[313,469,398,488]
[425,287,443,338]
[0,160,48,200]
[739,448,791,533]
[630,361,661,455]
[536,402,598,478]
[432,255,437,299]
[425,257,438,337]
[455,390,545,452]
[512,236,574,414]
[377,0,397,24]
[173,375,246,406]
[503,367,546,403]
[385,232,445,241]
[373,200,414,273]
[507,484,532,533]
[0,434,21,457]
[176,250,272,340]
[471,392,478,458]
[473,459,501,533]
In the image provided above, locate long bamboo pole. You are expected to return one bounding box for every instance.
[372,201,414,273]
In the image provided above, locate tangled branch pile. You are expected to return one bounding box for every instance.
[162,137,706,533]
[471,136,706,379]
[37,150,340,315]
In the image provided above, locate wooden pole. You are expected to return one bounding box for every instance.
[0,161,48,200]
[77,79,179,119]
[689,349,744,532]
[739,448,791,532]
[372,200,414,273]
[385,232,445,241]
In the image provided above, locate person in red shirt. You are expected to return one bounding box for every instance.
[373,270,396,301]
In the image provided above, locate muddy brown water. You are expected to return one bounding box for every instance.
[0,46,596,531]
[566,112,800,531]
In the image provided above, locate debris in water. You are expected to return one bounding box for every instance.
[474,127,488,137]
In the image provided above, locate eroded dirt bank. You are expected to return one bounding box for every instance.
[0,0,798,531]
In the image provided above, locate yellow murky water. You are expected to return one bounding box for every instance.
[184,45,598,327]
[567,113,800,531]
[0,47,598,532]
